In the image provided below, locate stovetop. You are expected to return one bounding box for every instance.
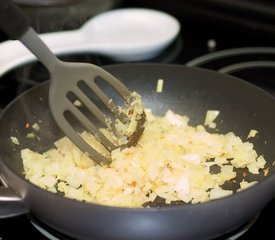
[1,1,275,239]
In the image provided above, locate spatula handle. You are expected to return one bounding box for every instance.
[0,0,30,40]
[0,0,60,73]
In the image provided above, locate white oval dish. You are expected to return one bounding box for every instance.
[0,8,180,76]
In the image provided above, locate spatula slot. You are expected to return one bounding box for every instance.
[94,76,126,107]
[66,91,108,129]
[77,80,113,116]
[63,109,116,152]
[77,79,128,124]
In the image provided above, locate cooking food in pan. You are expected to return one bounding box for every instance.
[1,65,275,240]
[21,108,266,207]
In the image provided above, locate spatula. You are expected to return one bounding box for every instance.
[0,0,146,164]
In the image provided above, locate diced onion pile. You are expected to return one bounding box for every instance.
[21,109,265,207]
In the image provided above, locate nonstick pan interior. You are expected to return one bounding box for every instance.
[0,64,275,240]
[2,64,274,179]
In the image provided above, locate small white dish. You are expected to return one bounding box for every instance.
[0,8,180,76]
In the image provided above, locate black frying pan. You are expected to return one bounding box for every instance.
[0,64,275,240]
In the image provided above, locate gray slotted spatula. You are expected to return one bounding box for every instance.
[0,0,146,164]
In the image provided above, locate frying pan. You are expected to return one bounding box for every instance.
[0,64,275,240]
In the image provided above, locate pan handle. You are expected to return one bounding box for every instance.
[0,176,29,218]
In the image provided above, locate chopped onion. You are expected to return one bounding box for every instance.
[247,129,258,139]
[10,136,19,145]
[156,79,164,93]
[204,110,220,126]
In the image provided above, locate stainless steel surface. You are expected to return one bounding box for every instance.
[0,187,28,218]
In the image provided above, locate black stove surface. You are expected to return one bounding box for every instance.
[1,1,275,239]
